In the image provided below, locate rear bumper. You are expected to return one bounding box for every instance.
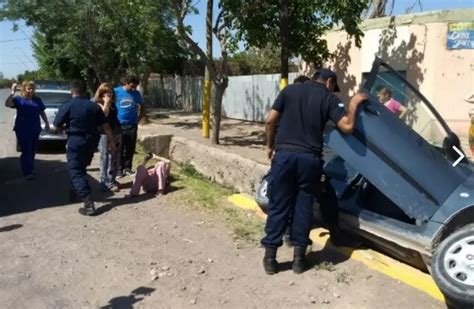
[39,130,66,141]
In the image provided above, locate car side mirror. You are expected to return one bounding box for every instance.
[443,131,462,160]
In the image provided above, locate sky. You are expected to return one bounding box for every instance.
[0,0,473,79]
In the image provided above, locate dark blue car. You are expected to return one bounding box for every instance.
[256,58,474,307]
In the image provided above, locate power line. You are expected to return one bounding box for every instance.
[0,38,29,43]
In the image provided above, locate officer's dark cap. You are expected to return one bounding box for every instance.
[312,68,340,92]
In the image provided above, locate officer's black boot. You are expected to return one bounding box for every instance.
[262,247,278,275]
[79,195,96,216]
[292,246,307,274]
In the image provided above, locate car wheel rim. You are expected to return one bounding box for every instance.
[443,235,474,287]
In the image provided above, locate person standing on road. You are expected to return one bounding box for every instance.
[4,81,51,180]
[54,82,116,216]
[94,82,122,192]
[261,69,368,275]
[114,75,143,177]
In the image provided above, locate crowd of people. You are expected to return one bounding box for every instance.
[4,75,170,216]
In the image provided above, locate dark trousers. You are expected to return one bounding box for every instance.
[66,135,95,199]
[118,124,138,171]
[16,129,40,176]
[261,151,322,248]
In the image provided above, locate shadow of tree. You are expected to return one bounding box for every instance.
[332,40,357,104]
[100,286,156,309]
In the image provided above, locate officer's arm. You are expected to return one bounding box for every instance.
[53,104,69,128]
[265,109,280,158]
[336,93,368,134]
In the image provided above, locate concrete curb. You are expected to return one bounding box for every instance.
[139,134,269,195]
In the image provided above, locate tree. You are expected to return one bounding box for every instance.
[222,0,369,69]
[229,45,297,75]
[1,0,189,94]
[172,0,235,144]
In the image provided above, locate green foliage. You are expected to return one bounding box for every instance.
[229,45,298,75]
[222,0,370,66]
[3,0,190,88]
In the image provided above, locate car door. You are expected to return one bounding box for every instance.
[325,58,472,222]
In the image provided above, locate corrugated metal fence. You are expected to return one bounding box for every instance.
[147,72,299,122]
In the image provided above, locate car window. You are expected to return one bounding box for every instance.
[36,92,72,106]
[368,69,448,148]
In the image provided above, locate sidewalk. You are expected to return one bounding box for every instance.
[139,109,269,165]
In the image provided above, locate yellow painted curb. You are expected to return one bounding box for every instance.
[309,228,445,302]
[227,194,267,219]
[228,193,445,303]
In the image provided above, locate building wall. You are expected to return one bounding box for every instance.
[321,9,474,137]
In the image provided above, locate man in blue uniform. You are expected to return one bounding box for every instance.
[262,69,368,274]
[54,82,116,216]
[114,75,143,177]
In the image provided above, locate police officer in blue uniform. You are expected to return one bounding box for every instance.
[262,69,368,274]
[54,82,116,216]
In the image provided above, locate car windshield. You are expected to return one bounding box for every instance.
[36,92,72,106]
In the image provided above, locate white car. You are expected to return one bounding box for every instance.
[14,87,72,151]
[36,89,72,142]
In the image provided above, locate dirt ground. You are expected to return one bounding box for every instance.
[0,100,445,308]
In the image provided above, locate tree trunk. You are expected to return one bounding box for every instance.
[140,68,151,106]
[211,81,227,144]
[279,0,290,89]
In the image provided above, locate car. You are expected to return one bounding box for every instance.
[255,57,474,307]
[15,82,72,151]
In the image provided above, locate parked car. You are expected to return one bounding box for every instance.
[15,83,71,151]
[255,57,474,307]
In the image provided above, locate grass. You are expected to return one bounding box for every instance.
[132,144,264,244]
[173,161,264,244]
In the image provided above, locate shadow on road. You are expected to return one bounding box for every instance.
[0,156,103,217]
[0,224,23,232]
[100,286,156,309]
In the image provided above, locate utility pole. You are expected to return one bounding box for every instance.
[279,0,289,90]
[202,0,213,138]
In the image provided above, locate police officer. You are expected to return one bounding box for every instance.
[54,82,116,216]
[262,69,368,274]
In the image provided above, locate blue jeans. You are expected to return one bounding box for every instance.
[15,129,40,176]
[261,151,322,248]
[99,134,120,189]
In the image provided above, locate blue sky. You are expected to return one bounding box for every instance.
[0,0,472,78]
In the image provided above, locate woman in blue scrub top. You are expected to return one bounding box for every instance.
[4,81,51,179]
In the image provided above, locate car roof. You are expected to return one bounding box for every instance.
[35,89,71,94]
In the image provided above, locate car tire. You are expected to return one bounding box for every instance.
[432,224,474,308]
[255,178,269,214]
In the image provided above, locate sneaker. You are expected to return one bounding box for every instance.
[116,170,125,178]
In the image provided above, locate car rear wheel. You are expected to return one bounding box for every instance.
[432,224,474,307]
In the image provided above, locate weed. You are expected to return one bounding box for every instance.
[335,271,352,284]
[314,261,336,272]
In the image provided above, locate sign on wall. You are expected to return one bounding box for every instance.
[447,22,474,49]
